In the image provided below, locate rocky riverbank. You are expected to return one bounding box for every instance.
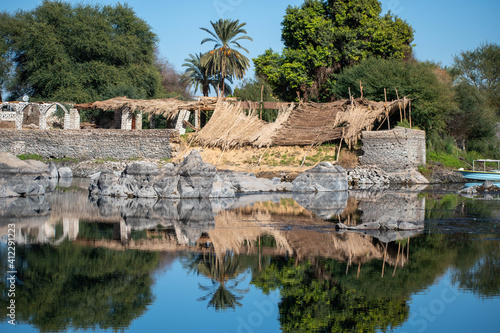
[88,150,348,198]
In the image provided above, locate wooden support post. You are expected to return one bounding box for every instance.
[381,243,387,278]
[384,88,387,103]
[260,85,264,120]
[392,242,401,277]
[395,88,402,122]
[409,100,412,128]
[359,80,363,99]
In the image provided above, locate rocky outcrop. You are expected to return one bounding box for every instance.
[0,152,49,197]
[336,214,423,231]
[347,166,428,187]
[89,150,305,199]
[292,162,348,192]
[459,181,500,196]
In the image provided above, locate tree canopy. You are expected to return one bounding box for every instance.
[1,0,164,103]
[200,18,253,96]
[254,0,414,101]
[451,43,500,115]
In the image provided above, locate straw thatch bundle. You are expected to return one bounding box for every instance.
[196,98,410,148]
[75,96,220,119]
[195,100,295,148]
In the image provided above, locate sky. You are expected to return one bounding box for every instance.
[2,0,500,88]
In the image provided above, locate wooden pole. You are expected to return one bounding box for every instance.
[336,128,345,162]
[392,243,401,277]
[384,88,387,103]
[381,243,387,278]
[348,87,352,100]
[359,80,363,99]
[260,85,264,120]
[409,100,412,128]
[403,97,407,120]
[395,88,402,122]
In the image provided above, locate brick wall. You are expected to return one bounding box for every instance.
[0,129,179,159]
[359,127,426,171]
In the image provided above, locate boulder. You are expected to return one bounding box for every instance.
[58,167,73,179]
[0,152,49,197]
[336,214,423,231]
[47,162,59,179]
[177,150,216,198]
[292,162,348,192]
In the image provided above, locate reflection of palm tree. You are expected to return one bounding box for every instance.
[183,251,249,310]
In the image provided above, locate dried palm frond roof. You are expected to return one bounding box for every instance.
[74,96,229,119]
[196,97,410,148]
[196,99,295,148]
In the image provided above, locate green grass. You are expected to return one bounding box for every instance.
[427,150,468,169]
[17,154,79,163]
[17,153,44,161]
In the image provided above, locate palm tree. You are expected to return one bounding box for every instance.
[200,19,252,96]
[182,52,233,97]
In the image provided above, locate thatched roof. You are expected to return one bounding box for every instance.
[196,98,410,148]
[74,96,223,119]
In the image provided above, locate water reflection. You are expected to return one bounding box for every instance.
[0,184,499,332]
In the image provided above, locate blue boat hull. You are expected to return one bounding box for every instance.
[456,170,500,181]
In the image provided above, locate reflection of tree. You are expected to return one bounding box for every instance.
[253,259,408,333]
[452,238,500,298]
[0,241,159,332]
[183,251,249,310]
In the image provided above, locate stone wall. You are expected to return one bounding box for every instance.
[359,127,426,171]
[0,129,179,159]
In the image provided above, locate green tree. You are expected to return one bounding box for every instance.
[154,51,191,100]
[182,52,232,97]
[451,43,500,115]
[333,57,455,135]
[448,82,497,150]
[233,76,280,121]
[2,0,164,103]
[200,18,253,96]
[254,0,414,101]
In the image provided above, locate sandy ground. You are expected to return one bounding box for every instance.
[169,138,359,179]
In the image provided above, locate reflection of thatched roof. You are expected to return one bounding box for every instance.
[74,96,223,119]
[196,98,410,148]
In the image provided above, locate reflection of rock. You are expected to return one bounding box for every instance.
[292,162,348,192]
[349,189,426,227]
[293,192,348,219]
[0,196,51,225]
[337,229,421,243]
[336,215,423,231]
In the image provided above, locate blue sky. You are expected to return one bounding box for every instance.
[2,0,500,83]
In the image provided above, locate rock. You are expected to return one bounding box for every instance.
[0,152,49,197]
[292,162,348,192]
[177,150,216,198]
[293,191,348,219]
[124,162,159,177]
[58,167,73,178]
[48,162,59,179]
[336,214,423,231]
[152,164,180,198]
[24,160,49,172]
[0,152,47,176]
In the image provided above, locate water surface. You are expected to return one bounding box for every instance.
[0,181,498,332]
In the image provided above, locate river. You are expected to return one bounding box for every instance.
[0,179,499,332]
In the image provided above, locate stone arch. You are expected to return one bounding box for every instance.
[39,102,79,130]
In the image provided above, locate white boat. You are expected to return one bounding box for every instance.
[456,159,500,181]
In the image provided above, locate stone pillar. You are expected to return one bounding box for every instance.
[39,112,47,130]
[134,111,142,130]
[15,103,27,130]
[194,109,200,130]
[175,109,191,135]
[69,108,80,129]
[63,112,71,129]
[149,114,156,129]
[121,108,132,130]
